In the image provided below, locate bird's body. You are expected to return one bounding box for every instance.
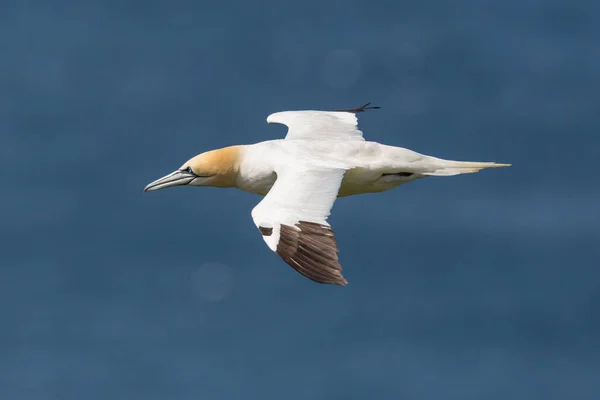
[235,139,430,197]
[144,104,510,286]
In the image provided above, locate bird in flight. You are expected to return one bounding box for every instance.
[144,103,509,286]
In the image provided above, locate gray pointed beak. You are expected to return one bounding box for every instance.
[144,170,196,192]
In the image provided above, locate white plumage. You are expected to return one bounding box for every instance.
[144,103,510,286]
[267,110,365,141]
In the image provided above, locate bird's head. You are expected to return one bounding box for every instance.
[143,146,241,192]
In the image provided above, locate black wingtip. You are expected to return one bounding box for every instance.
[335,102,381,113]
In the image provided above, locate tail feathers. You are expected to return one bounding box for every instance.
[422,161,511,176]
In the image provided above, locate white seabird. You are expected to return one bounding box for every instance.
[144,103,510,286]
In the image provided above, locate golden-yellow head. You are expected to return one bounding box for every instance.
[144,146,241,192]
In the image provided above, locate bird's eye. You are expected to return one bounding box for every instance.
[182,166,193,174]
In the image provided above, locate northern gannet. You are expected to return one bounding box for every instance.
[144,103,510,286]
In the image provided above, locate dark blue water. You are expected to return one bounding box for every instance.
[1,1,599,399]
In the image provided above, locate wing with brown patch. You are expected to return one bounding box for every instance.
[251,166,349,286]
[276,222,346,285]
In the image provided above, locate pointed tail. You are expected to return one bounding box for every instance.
[421,160,511,176]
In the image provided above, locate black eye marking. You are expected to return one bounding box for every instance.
[181,166,213,178]
[181,166,195,175]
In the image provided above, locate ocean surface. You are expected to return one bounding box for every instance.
[1,1,599,399]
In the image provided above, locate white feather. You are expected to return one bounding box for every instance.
[251,165,346,251]
[266,110,365,141]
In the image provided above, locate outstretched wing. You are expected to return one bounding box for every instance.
[266,102,379,142]
[250,165,348,286]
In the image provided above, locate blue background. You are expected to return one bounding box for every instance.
[1,1,599,399]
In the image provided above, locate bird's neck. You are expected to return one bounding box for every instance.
[234,143,278,195]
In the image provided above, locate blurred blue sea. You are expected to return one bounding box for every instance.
[1,1,599,399]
